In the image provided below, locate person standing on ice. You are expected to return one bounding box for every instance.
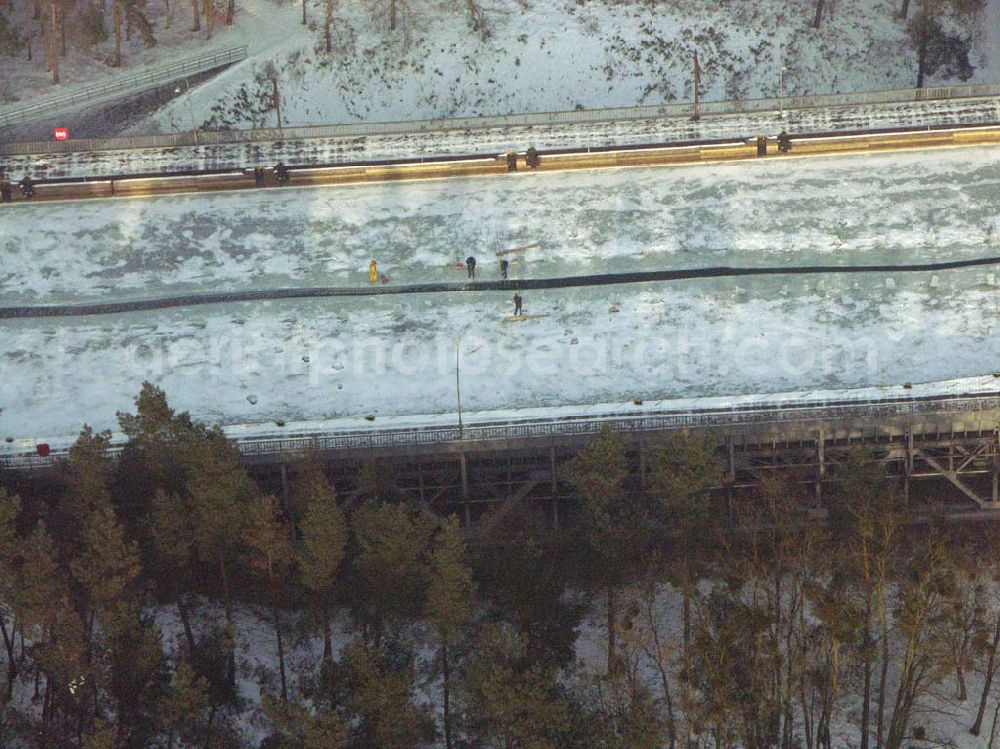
[500,258,509,279]
[513,293,523,316]
[369,259,378,283]
[466,256,477,278]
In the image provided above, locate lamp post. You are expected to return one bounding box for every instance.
[174,77,199,145]
[778,56,788,119]
[455,336,463,437]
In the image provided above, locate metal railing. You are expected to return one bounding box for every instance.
[2,80,999,157]
[4,389,1000,469]
[0,45,248,129]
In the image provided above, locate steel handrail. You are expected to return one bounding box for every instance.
[3,390,1000,469]
[0,45,247,128]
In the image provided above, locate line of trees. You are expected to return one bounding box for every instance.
[2,382,1000,747]
[0,0,237,86]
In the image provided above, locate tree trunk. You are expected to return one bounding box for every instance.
[322,609,333,663]
[272,601,287,701]
[218,555,236,686]
[860,594,872,749]
[647,603,677,749]
[606,586,616,676]
[48,2,58,83]
[389,0,395,30]
[0,613,16,702]
[972,613,1000,736]
[990,694,1000,749]
[301,0,305,24]
[324,0,331,52]
[113,0,121,67]
[59,4,65,56]
[898,0,911,19]
[125,5,131,41]
[812,0,825,28]
[177,593,198,657]
[271,76,282,130]
[190,0,199,31]
[225,0,232,24]
[203,704,217,749]
[916,29,928,89]
[442,638,453,749]
[204,0,212,39]
[876,576,889,749]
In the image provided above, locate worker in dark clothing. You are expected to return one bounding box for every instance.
[466,256,477,278]
[500,258,509,279]
[253,167,265,187]
[526,146,540,168]
[0,181,11,202]
[18,176,34,198]
[513,293,523,316]
[777,131,791,153]
[275,162,290,184]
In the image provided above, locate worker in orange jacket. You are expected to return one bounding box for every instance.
[369,259,378,283]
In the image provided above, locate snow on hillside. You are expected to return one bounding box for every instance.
[0,0,295,111]
[134,0,1000,135]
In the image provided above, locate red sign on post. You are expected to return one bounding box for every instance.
[52,127,69,141]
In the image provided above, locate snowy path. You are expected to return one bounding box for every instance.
[2,147,1000,441]
[3,95,999,180]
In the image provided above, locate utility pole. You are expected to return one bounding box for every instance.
[692,50,701,122]
[455,337,463,436]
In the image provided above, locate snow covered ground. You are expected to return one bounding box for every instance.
[135,0,1000,134]
[5,0,1000,142]
[2,146,1000,443]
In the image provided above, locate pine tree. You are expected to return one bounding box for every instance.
[187,429,254,685]
[264,696,348,749]
[244,495,293,701]
[566,426,652,676]
[148,489,198,656]
[82,719,117,749]
[101,603,169,747]
[62,425,114,529]
[827,449,906,749]
[336,638,435,749]
[462,622,573,748]
[648,431,721,667]
[161,661,210,748]
[350,501,435,644]
[296,455,347,664]
[0,488,21,702]
[0,8,23,56]
[70,499,141,623]
[424,516,475,749]
[304,710,348,749]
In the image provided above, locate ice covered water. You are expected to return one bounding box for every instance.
[2,145,1000,439]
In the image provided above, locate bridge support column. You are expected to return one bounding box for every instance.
[550,446,559,531]
[993,427,1000,504]
[637,431,647,490]
[280,463,290,514]
[726,436,736,522]
[905,430,914,505]
[460,452,470,526]
[815,428,825,507]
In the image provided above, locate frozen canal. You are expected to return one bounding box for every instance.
[2,146,1000,441]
